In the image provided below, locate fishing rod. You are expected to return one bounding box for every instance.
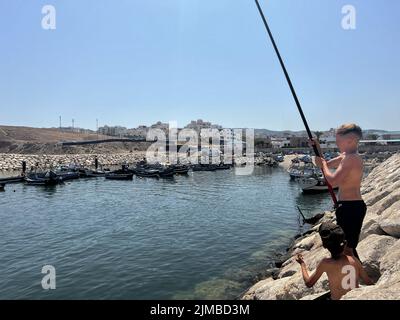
[254,0,338,208]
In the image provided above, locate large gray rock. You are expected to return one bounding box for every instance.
[363,180,400,207]
[359,212,385,241]
[341,279,400,300]
[241,277,290,300]
[378,239,400,285]
[292,232,322,252]
[366,189,400,217]
[275,272,329,300]
[357,234,397,281]
[379,201,400,238]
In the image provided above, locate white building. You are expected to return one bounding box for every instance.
[271,137,290,148]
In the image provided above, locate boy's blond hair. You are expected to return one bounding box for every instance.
[336,124,363,140]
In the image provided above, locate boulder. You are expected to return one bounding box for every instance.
[292,232,322,251]
[378,201,400,238]
[357,234,397,281]
[359,212,385,241]
[341,280,400,300]
[241,277,290,300]
[367,189,400,216]
[377,239,400,285]
[275,272,329,300]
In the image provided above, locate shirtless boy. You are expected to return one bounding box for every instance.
[312,124,366,259]
[296,222,373,300]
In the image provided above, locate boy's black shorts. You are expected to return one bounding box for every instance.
[335,200,367,249]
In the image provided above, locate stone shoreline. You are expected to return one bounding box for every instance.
[241,153,400,300]
[0,152,148,172]
[0,152,280,172]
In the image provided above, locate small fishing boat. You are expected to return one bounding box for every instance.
[192,164,217,172]
[54,165,81,181]
[56,171,80,181]
[214,163,231,170]
[83,169,106,177]
[105,169,134,180]
[135,168,159,178]
[25,171,63,186]
[171,164,190,175]
[158,167,175,178]
[298,176,338,194]
[287,164,318,180]
[274,155,285,162]
[0,176,25,184]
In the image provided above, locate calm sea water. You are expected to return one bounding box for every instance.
[0,167,332,299]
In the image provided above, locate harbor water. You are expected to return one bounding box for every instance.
[0,167,332,299]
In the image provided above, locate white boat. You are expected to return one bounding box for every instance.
[298,176,338,194]
[287,164,318,180]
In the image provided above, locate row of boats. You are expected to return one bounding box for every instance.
[0,162,234,186]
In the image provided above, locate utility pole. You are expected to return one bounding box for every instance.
[72,119,74,132]
[96,119,99,140]
[59,116,62,132]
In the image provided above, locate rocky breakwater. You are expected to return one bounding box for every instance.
[0,152,147,171]
[242,153,400,300]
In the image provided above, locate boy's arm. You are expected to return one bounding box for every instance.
[318,156,354,187]
[297,256,325,288]
[326,155,344,169]
[310,140,342,169]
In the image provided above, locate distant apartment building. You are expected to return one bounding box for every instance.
[126,125,148,138]
[220,128,246,147]
[271,137,291,148]
[99,122,170,138]
[150,121,169,133]
[98,125,128,137]
[185,119,222,132]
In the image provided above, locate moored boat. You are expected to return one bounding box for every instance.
[298,176,338,194]
[84,169,106,177]
[171,164,189,175]
[25,171,63,186]
[158,167,175,178]
[192,164,218,172]
[105,169,134,180]
[214,163,231,170]
[56,171,80,181]
[135,168,159,178]
[0,176,25,184]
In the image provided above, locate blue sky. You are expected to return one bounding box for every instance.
[0,0,399,131]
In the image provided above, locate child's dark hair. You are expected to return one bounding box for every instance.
[319,222,346,260]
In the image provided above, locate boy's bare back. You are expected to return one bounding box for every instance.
[320,255,361,300]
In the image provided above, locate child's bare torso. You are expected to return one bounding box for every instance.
[337,153,363,201]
